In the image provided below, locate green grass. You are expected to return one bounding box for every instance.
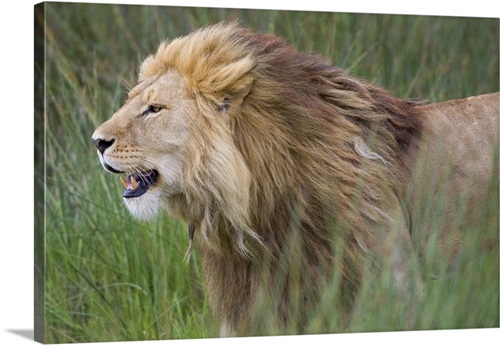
[36,3,499,343]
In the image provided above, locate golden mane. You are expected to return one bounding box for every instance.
[135,23,428,333]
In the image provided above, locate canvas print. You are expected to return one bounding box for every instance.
[34,2,499,343]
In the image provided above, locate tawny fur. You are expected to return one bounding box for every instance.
[93,23,499,336]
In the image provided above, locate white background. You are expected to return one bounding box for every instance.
[1,1,499,344]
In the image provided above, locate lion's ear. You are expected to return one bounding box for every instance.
[230,72,254,99]
[220,73,254,114]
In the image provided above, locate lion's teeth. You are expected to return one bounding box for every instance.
[120,176,139,190]
[131,176,139,190]
[120,177,128,189]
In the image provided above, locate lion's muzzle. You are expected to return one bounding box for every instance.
[92,135,160,199]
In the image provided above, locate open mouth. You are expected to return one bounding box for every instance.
[119,169,159,198]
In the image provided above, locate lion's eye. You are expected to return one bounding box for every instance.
[142,104,163,116]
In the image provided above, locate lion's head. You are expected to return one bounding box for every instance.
[92,24,269,256]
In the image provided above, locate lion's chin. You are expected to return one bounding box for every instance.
[123,187,162,221]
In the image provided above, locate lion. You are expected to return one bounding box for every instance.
[92,23,499,336]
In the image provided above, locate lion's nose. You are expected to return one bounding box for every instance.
[93,138,115,155]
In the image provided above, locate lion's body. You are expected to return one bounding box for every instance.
[92,23,499,336]
[407,94,498,258]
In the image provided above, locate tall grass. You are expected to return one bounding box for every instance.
[36,3,499,343]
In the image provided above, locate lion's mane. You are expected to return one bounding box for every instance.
[139,23,423,334]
